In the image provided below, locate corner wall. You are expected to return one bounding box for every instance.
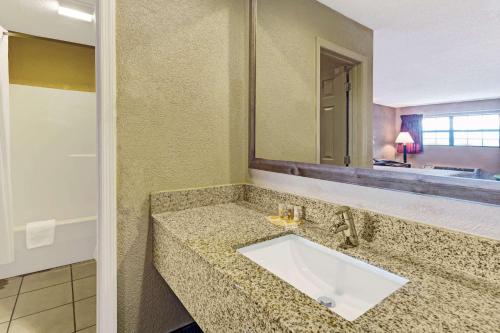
[116,1,248,332]
[372,104,397,160]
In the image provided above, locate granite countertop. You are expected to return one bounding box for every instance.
[153,201,500,332]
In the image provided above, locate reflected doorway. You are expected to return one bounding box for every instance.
[318,48,360,167]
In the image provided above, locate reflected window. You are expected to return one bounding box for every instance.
[422,117,450,146]
[453,114,500,147]
[423,113,500,147]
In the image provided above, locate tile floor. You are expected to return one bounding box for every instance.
[0,260,96,333]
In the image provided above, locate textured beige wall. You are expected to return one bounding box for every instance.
[116,1,248,332]
[255,0,373,163]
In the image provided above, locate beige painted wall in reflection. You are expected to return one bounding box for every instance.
[255,0,373,164]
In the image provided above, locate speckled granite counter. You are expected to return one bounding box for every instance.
[152,185,500,333]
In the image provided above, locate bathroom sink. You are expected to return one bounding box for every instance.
[237,234,408,321]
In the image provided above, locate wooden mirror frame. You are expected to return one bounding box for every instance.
[247,0,500,205]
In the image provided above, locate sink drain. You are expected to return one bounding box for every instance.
[317,296,335,308]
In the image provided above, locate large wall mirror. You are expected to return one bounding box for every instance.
[249,0,500,204]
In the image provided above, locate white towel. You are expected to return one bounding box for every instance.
[26,219,56,249]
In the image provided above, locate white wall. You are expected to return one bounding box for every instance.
[10,84,97,226]
[249,169,500,240]
[0,84,97,278]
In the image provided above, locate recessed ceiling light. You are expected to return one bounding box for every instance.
[57,0,94,22]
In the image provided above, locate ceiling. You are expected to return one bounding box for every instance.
[0,0,95,46]
[2,1,499,107]
[317,0,500,107]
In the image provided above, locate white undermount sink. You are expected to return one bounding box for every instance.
[238,234,408,321]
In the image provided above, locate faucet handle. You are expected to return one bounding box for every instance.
[331,222,349,234]
[331,206,349,233]
[334,206,359,247]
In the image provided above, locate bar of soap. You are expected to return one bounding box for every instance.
[266,216,302,227]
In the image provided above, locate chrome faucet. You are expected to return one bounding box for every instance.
[331,206,359,247]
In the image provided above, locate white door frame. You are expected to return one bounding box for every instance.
[96,0,117,332]
[315,37,371,167]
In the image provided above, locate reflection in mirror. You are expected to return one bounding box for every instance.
[255,0,372,168]
[319,49,354,167]
[374,106,500,180]
[254,0,500,182]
